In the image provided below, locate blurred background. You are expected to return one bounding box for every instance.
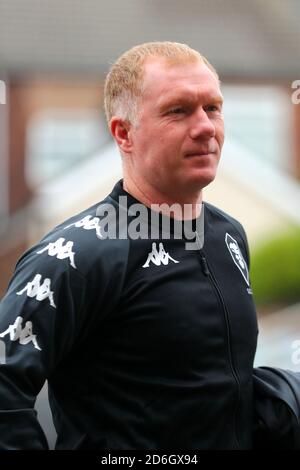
[0,0,300,447]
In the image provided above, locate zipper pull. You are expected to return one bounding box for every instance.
[200,254,210,276]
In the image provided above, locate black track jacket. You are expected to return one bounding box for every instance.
[0,180,260,449]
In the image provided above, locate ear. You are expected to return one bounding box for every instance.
[110,117,133,153]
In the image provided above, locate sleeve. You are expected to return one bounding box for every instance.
[0,245,89,449]
[253,366,300,449]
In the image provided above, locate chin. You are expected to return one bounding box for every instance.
[186,171,217,189]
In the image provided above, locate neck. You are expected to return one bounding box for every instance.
[123,174,203,220]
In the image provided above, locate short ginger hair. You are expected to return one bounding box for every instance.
[104,41,219,126]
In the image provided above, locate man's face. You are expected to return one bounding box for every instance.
[128,57,224,199]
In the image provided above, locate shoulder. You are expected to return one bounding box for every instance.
[15,195,130,283]
[204,202,247,240]
[204,201,250,262]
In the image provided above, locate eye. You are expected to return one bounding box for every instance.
[167,107,186,115]
[205,104,222,113]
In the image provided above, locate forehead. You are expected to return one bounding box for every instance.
[142,57,222,103]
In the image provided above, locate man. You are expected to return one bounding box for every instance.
[0,42,298,450]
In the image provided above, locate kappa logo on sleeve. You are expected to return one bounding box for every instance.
[16,274,56,308]
[37,237,76,268]
[0,316,41,351]
[64,215,102,239]
[225,233,249,286]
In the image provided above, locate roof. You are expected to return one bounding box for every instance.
[0,0,299,79]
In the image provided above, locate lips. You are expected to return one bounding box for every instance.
[185,151,215,158]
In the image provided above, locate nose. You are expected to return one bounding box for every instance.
[189,108,215,140]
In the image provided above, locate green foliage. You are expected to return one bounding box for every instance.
[250,229,300,305]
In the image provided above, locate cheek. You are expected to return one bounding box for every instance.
[135,124,184,168]
[152,131,179,158]
[216,121,225,147]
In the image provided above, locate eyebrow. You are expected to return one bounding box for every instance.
[157,91,223,110]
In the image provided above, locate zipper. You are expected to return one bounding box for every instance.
[195,232,241,449]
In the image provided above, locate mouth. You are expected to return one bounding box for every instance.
[184,151,215,158]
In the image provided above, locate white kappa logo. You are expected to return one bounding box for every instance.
[64,215,102,239]
[0,316,41,351]
[37,237,76,269]
[16,274,56,308]
[225,233,249,286]
[142,242,179,268]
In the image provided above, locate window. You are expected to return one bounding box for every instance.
[26,109,108,185]
[223,85,292,173]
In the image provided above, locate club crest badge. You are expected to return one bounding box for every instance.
[225,233,249,286]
